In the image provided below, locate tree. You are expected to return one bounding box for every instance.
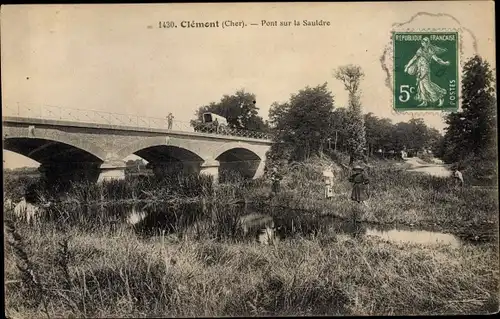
[190,90,268,132]
[408,118,429,150]
[389,118,440,154]
[334,65,367,163]
[364,113,394,155]
[334,64,364,112]
[459,55,496,158]
[268,101,290,130]
[330,108,350,152]
[268,83,335,161]
[425,127,443,154]
[441,55,497,163]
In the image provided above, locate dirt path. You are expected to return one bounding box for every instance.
[404,157,451,178]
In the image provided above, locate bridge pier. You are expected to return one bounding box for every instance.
[254,160,266,179]
[200,159,220,184]
[98,160,126,183]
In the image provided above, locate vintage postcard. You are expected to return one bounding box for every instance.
[2,2,498,317]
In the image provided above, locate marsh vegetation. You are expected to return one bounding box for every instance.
[4,155,498,317]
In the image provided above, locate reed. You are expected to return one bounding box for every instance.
[3,157,498,317]
[4,222,498,317]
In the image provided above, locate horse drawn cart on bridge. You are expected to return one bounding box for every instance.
[193,112,231,134]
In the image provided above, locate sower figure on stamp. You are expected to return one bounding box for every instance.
[404,37,450,107]
[349,165,370,206]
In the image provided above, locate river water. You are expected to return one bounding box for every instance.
[49,200,468,248]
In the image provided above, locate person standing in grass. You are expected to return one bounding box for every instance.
[452,168,464,187]
[349,165,370,205]
[323,168,334,200]
[270,166,282,195]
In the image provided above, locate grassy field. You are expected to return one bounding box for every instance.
[259,157,498,238]
[4,221,498,317]
[3,156,499,317]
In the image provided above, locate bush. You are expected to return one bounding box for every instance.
[30,173,214,204]
[450,154,498,186]
[418,152,434,164]
[3,174,41,202]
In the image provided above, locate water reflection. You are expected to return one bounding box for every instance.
[126,206,147,225]
[116,202,278,243]
[125,201,205,236]
[42,200,464,247]
[239,213,276,244]
[239,213,274,233]
[119,203,464,247]
[366,228,461,247]
[327,218,367,239]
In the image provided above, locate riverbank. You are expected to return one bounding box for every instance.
[4,156,498,239]
[4,156,498,316]
[4,222,499,317]
[260,157,498,241]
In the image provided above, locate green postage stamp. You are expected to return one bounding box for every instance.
[393,32,459,111]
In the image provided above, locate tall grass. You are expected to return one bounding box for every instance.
[4,180,252,244]
[264,160,498,237]
[4,222,498,317]
[6,156,497,238]
[3,156,499,317]
[4,173,215,205]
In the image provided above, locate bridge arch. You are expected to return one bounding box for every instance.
[116,136,206,175]
[3,137,105,184]
[213,142,265,179]
[116,136,205,161]
[211,142,265,161]
[3,133,107,161]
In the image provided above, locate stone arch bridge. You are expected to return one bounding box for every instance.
[2,117,272,183]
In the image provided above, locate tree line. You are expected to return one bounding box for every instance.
[189,90,269,133]
[435,56,497,181]
[267,84,442,163]
[190,55,496,174]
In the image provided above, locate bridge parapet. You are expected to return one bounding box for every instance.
[2,102,273,140]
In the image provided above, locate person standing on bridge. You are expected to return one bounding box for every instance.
[167,113,174,130]
[213,118,219,134]
[349,165,370,206]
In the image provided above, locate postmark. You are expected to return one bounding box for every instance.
[393,31,459,111]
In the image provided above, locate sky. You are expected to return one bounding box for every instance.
[1,2,496,169]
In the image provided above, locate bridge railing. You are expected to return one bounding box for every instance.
[2,102,273,140]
